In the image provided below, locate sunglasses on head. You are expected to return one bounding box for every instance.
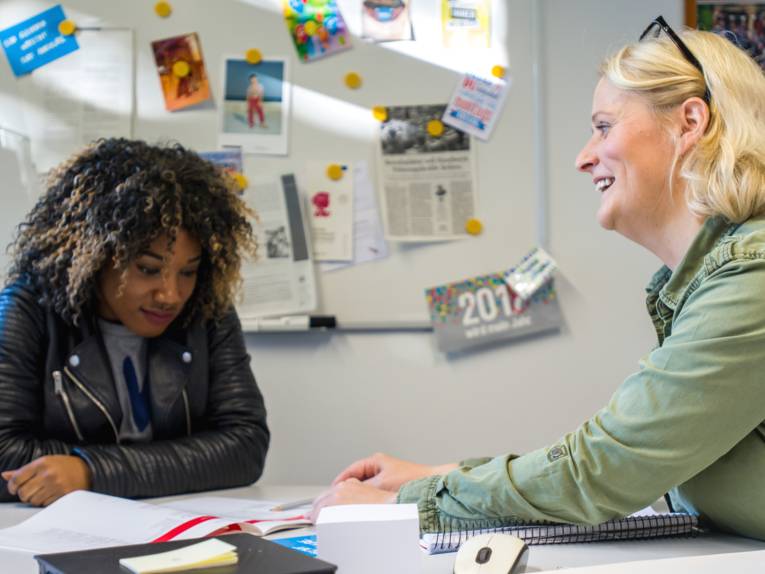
[639,15,711,104]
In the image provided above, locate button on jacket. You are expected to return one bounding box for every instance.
[0,281,270,500]
[399,215,765,541]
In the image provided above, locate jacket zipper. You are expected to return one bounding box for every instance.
[52,370,85,442]
[181,389,191,436]
[63,366,121,444]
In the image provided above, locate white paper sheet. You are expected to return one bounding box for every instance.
[304,161,354,262]
[0,491,237,555]
[16,28,133,173]
[376,104,478,241]
[237,174,318,319]
[161,496,311,522]
[320,161,388,272]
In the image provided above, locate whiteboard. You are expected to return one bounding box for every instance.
[0,0,540,326]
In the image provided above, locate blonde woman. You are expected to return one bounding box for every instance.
[312,20,765,540]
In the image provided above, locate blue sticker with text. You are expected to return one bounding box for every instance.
[0,5,79,76]
[272,535,318,557]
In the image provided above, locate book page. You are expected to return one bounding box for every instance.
[161,496,312,536]
[0,491,237,554]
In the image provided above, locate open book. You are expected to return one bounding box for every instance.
[420,507,700,554]
[0,491,312,555]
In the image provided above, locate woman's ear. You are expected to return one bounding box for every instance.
[677,97,710,156]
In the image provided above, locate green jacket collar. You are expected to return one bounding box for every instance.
[646,216,736,311]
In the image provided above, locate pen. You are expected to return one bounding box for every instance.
[246,315,337,332]
[270,497,315,511]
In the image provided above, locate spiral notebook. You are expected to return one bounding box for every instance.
[420,508,700,554]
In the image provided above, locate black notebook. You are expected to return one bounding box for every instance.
[420,511,701,554]
[34,533,337,574]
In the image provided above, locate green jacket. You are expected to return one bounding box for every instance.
[399,216,765,541]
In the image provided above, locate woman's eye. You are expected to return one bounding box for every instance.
[181,269,198,278]
[596,123,611,135]
[137,264,160,276]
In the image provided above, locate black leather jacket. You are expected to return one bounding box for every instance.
[0,281,269,501]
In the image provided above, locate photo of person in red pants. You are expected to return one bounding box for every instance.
[247,73,267,129]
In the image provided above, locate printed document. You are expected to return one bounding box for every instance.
[377,104,478,241]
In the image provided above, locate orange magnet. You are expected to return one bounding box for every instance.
[154,1,172,18]
[427,119,444,137]
[465,218,483,236]
[172,60,190,77]
[491,65,506,79]
[58,20,76,36]
[345,72,362,90]
[326,164,344,181]
[372,106,388,122]
[245,49,262,65]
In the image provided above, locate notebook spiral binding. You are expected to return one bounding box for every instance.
[428,513,700,553]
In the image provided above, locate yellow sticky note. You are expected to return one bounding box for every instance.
[427,119,444,137]
[172,61,190,78]
[345,72,362,90]
[119,539,237,574]
[245,48,262,65]
[372,106,388,122]
[58,20,76,36]
[154,1,172,18]
[465,218,483,235]
[326,164,344,181]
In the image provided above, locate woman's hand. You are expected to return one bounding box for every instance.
[2,455,91,507]
[331,452,458,492]
[310,478,398,523]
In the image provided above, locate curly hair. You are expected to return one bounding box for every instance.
[8,138,257,325]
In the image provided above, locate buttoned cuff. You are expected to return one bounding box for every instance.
[397,475,443,533]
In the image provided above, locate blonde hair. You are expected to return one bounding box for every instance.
[600,30,765,223]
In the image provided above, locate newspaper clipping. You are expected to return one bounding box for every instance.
[377,104,477,241]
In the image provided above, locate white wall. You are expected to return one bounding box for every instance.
[253,0,682,484]
[0,0,683,485]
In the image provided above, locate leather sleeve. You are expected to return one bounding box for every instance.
[75,310,270,498]
[0,284,71,501]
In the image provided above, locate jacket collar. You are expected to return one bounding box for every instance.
[645,216,737,311]
[65,316,194,434]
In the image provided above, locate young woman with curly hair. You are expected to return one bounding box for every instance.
[0,138,270,506]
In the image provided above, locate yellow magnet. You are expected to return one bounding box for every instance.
[465,218,483,236]
[326,163,344,181]
[344,72,362,90]
[172,60,190,78]
[58,20,76,36]
[491,65,506,79]
[427,119,444,137]
[154,1,172,18]
[305,20,318,36]
[372,106,388,122]
[232,172,248,190]
[245,48,262,65]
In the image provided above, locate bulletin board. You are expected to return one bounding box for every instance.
[0,0,543,328]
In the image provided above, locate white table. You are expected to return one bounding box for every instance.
[1,485,763,573]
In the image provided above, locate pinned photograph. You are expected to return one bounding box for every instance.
[442,0,491,49]
[219,57,290,155]
[689,2,765,71]
[282,0,352,62]
[151,33,211,111]
[362,0,414,42]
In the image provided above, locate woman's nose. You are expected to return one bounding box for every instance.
[155,275,181,307]
[575,139,598,173]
